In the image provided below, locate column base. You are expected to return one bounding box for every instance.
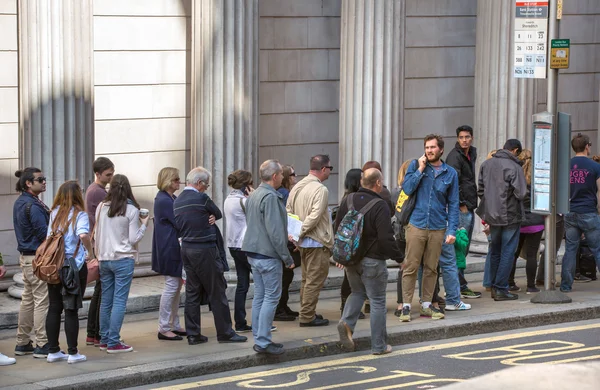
[8,272,97,299]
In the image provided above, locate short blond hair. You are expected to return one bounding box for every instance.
[397,159,412,186]
[157,167,180,191]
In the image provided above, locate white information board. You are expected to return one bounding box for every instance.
[514,1,549,79]
[532,125,552,213]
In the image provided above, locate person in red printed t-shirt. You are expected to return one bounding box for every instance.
[85,157,114,347]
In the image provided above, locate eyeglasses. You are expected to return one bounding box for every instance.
[34,177,47,183]
[201,181,210,189]
[173,178,181,182]
[323,166,334,171]
[290,172,296,177]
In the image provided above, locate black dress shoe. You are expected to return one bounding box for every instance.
[315,313,324,320]
[253,343,284,355]
[187,335,208,345]
[299,317,329,327]
[158,332,183,341]
[274,312,296,321]
[358,311,366,319]
[284,307,299,317]
[173,330,187,336]
[493,289,519,301]
[218,333,247,343]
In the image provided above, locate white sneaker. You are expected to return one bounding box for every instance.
[68,353,87,364]
[445,301,471,311]
[47,351,68,363]
[0,353,16,366]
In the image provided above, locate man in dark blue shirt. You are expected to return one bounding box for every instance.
[12,167,50,358]
[173,166,246,345]
[560,133,600,292]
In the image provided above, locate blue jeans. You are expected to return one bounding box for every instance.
[561,213,600,291]
[248,257,282,349]
[99,258,135,347]
[489,224,520,292]
[229,248,252,328]
[483,234,492,287]
[438,243,461,305]
[342,257,388,354]
[459,210,475,254]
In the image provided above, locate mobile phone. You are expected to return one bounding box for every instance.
[241,186,248,195]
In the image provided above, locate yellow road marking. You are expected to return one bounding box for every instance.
[444,340,585,360]
[153,322,600,389]
[236,365,377,388]
[501,346,600,365]
[285,370,433,390]
[366,378,464,389]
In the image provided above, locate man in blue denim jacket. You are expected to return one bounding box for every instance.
[399,135,459,322]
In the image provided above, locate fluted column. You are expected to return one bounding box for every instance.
[338,0,404,189]
[191,0,258,209]
[474,0,538,156]
[18,0,94,202]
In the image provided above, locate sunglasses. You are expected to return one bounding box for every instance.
[290,172,296,177]
[33,177,47,183]
[173,178,181,182]
[323,166,334,171]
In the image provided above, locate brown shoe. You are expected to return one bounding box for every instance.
[337,321,354,351]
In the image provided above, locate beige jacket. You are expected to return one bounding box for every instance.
[286,174,333,249]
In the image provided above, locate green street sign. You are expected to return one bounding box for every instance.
[551,39,570,48]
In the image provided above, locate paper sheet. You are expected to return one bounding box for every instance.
[287,214,302,242]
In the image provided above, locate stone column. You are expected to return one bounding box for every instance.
[472,0,539,244]
[18,0,94,202]
[474,0,538,157]
[338,0,404,189]
[13,0,94,299]
[191,0,258,210]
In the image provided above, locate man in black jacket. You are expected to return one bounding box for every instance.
[445,125,482,299]
[476,139,527,301]
[334,168,403,355]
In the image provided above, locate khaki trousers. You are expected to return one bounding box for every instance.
[17,255,49,346]
[402,225,445,305]
[299,247,330,323]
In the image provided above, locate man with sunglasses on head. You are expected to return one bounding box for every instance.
[287,155,334,327]
[12,167,51,358]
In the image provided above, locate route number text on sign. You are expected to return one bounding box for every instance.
[514,1,549,79]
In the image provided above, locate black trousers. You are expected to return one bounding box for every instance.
[47,263,88,355]
[181,246,234,340]
[537,218,565,282]
[86,280,101,339]
[277,243,301,312]
[510,231,544,288]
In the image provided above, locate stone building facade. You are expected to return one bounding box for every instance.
[0,0,599,274]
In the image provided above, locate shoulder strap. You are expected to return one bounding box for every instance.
[25,202,32,223]
[347,193,355,211]
[239,197,246,214]
[359,198,383,216]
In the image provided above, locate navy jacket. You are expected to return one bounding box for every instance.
[173,188,223,249]
[13,192,50,254]
[152,191,182,277]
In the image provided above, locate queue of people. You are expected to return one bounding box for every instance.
[2,129,599,364]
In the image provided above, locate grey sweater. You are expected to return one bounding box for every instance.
[242,183,293,267]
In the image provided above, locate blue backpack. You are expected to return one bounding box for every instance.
[332,193,382,266]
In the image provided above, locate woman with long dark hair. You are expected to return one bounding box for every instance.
[45,180,94,364]
[152,167,186,341]
[95,174,149,353]
[274,165,301,321]
[339,169,364,317]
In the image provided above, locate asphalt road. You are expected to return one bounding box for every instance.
[131,319,600,390]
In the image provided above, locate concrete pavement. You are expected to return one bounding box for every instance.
[0,265,599,390]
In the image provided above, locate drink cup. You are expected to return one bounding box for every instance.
[139,208,149,218]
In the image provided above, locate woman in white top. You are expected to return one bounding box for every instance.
[223,169,254,332]
[45,181,94,364]
[94,174,149,353]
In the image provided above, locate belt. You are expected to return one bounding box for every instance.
[20,251,36,256]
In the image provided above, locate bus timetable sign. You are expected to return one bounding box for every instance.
[514,1,549,79]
